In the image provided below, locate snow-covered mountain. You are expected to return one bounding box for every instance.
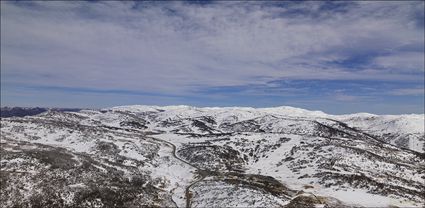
[1,105,424,207]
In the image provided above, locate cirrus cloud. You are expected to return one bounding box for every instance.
[1,1,424,113]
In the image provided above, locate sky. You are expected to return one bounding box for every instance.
[1,1,424,114]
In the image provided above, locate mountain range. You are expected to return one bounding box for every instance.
[1,105,424,207]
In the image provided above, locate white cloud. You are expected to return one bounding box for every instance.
[1,1,424,95]
[373,52,425,72]
[390,88,424,96]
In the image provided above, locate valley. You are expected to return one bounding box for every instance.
[1,105,424,207]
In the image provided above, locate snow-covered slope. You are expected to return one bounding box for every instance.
[1,105,424,207]
[335,113,424,152]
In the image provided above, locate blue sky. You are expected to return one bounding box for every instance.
[1,1,424,114]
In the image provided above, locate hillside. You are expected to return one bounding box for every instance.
[1,105,424,207]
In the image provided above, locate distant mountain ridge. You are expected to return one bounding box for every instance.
[1,105,424,207]
[0,107,81,118]
[111,105,425,153]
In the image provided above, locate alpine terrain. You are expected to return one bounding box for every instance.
[1,105,424,207]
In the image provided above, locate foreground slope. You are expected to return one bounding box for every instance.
[1,105,424,207]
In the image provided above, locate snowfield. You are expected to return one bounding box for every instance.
[1,105,424,207]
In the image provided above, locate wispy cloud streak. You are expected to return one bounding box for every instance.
[1,1,424,113]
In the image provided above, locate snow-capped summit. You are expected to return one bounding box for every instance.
[105,105,424,153]
[1,105,424,207]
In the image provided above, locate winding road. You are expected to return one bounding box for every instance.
[101,125,206,207]
[111,126,293,208]
[147,135,207,208]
